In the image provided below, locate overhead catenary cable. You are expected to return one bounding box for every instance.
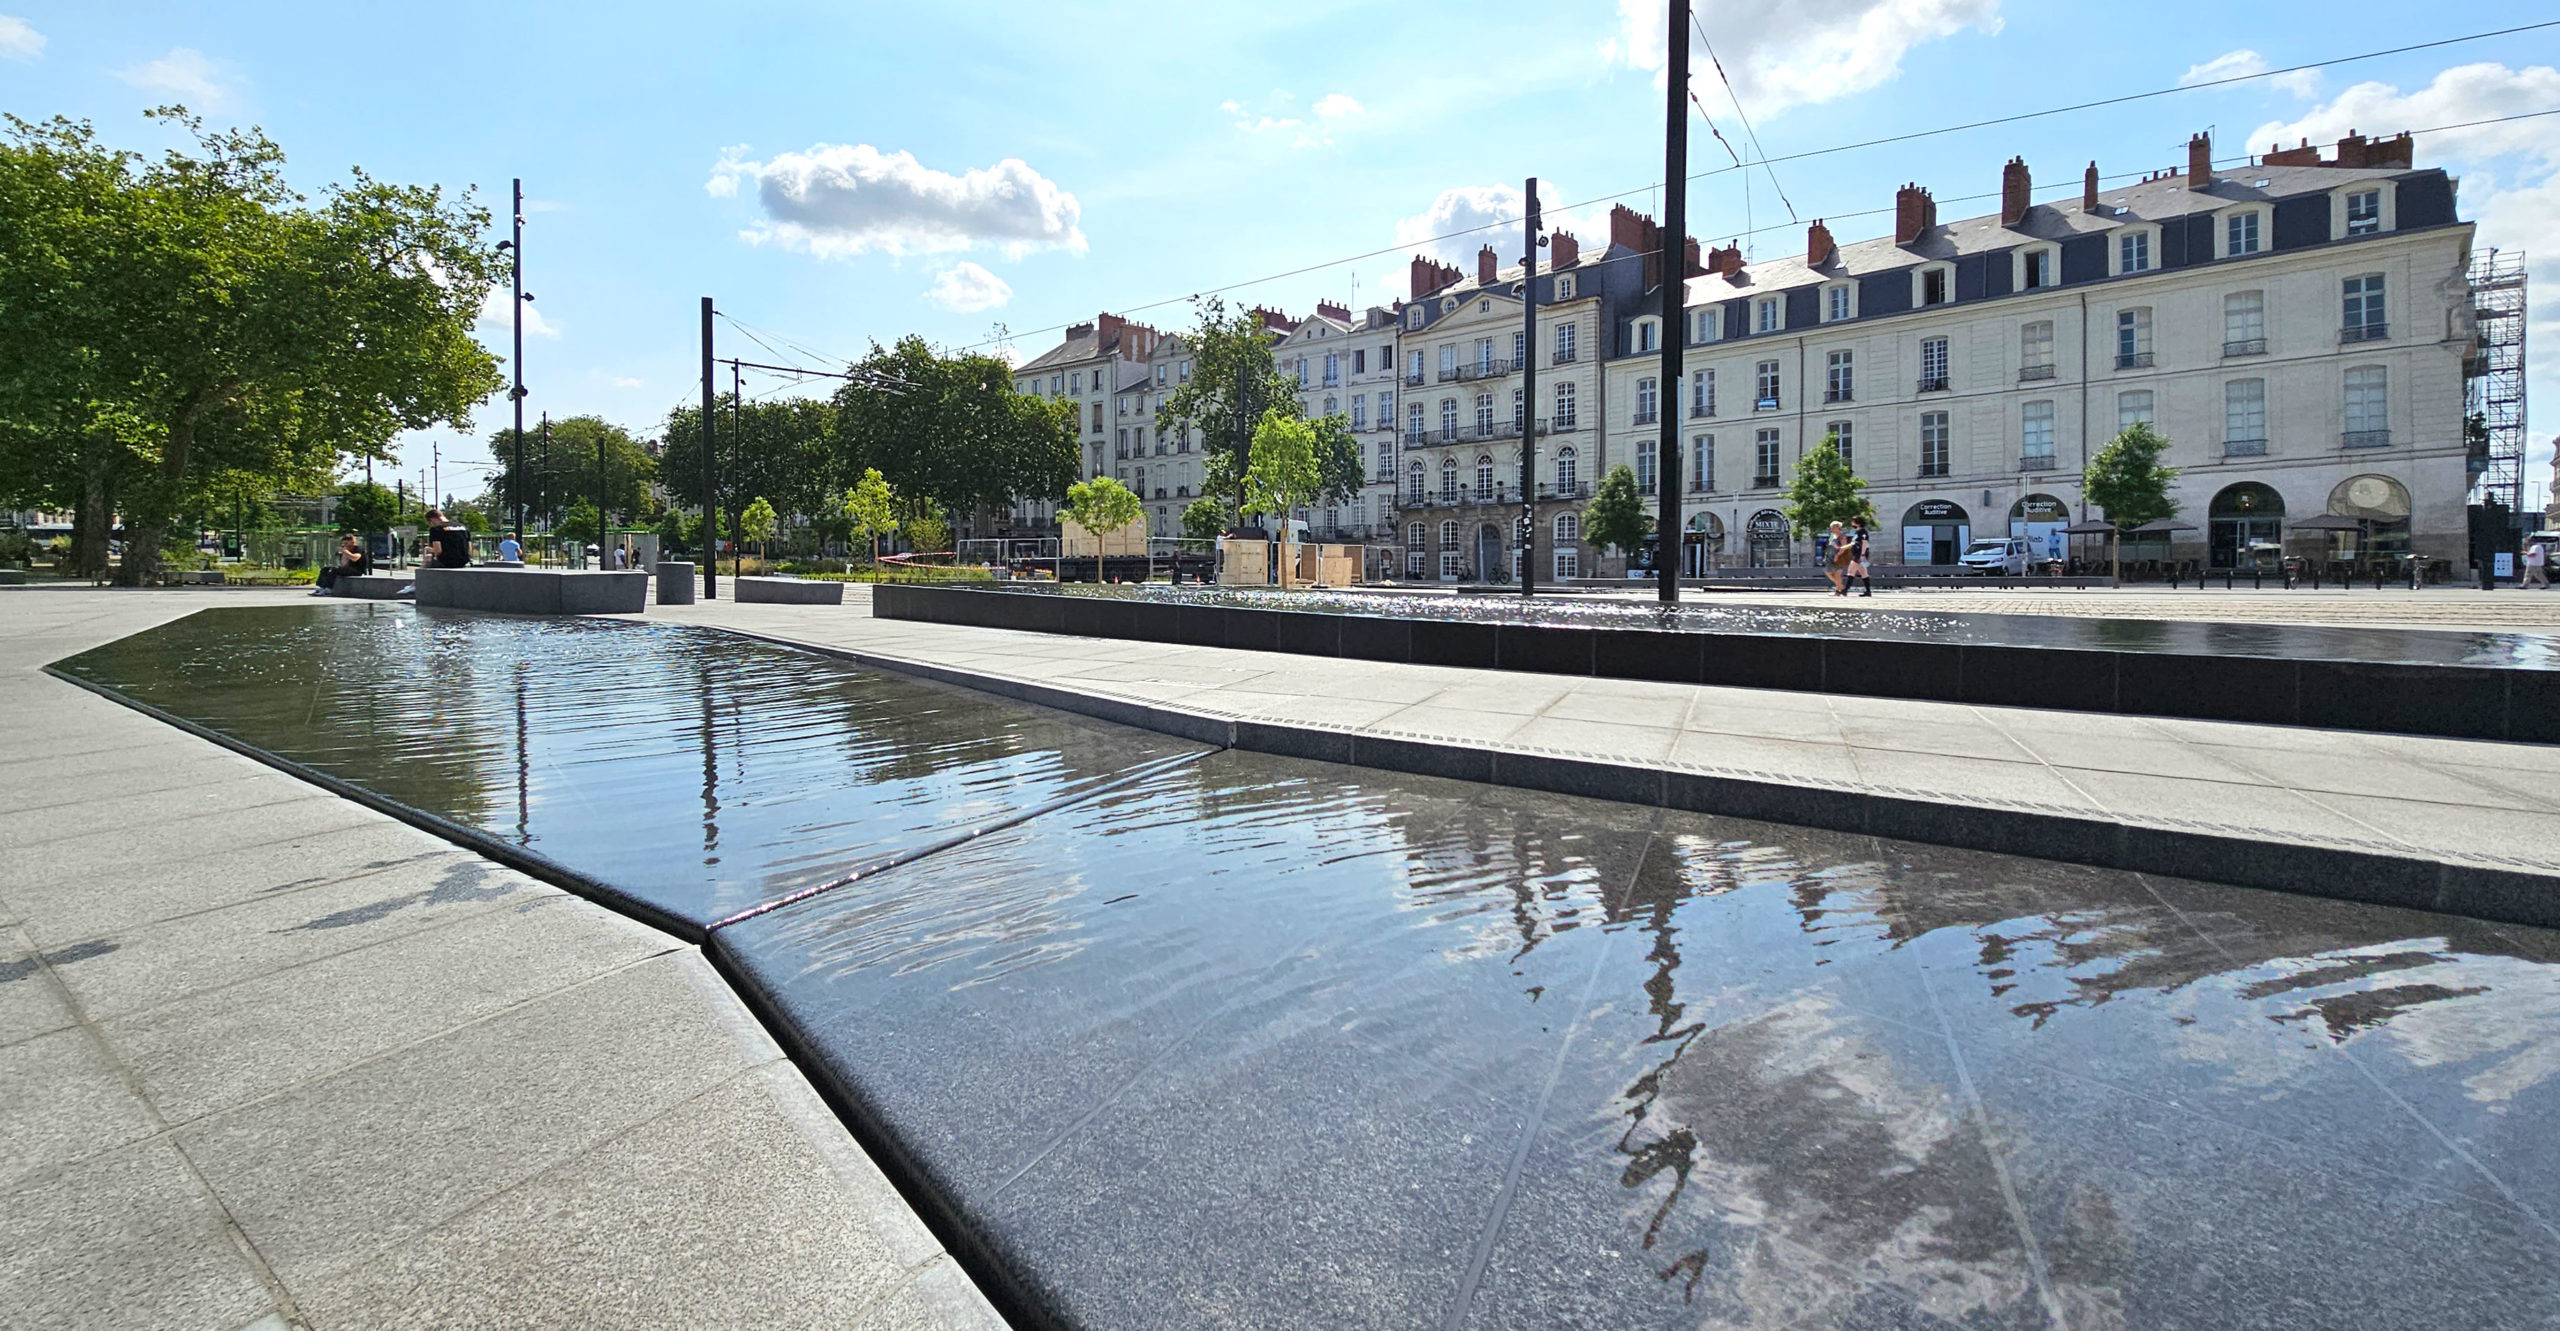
[1692,11,1796,224]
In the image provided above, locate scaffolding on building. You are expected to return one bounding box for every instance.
[2466,249,2527,512]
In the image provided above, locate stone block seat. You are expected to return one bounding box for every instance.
[413,565,651,615]
[734,575,845,606]
[332,574,412,600]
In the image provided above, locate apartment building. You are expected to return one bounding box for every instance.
[1274,302,1403,543]
[1395,210,1650,581]
[1604,130,2478,572]
[1010,313,1172,537]
[1117,333,1212,537]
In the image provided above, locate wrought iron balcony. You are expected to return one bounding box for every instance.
[2016,364,2057,382]
[1545,416,1581,433]
[2222,437,2268,457]
[2340,323,2388,344]
[1824,388,1855,402]
[2222,338,2267,357]
[2115,351,2155,369]
[1631,409,1659,426]
[1916,375,1949,393]
[2017,454,2058,470]
[1550,348,1578,365]
[1404,372,1426,386]
[1690,403,1715,419]
[2341,429,2392,449]
[1750,475,1780,489]
[1454,358,1519,381]
[1403,430,1428,445]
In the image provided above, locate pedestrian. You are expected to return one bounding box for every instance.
[1823,521,1849,595]
[422,510,472,568]
[2526,534,2551,590]
[496,533,523,563]
[314,532,366,596]
[1849,516,1874,597]
[610,543,628,571]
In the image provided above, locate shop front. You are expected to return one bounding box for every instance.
[2325,474,2413,569]
[1685,511,1724,576]
[2009,494,2069,564]
[2208,482,2284,570]
[1901,499,1970,565]
[1745,509,1792,567]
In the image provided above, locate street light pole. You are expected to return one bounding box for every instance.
[509,178,525,542]
[1656,0,1690,604]
[1521,176,1541,599]
[700,296,718,600]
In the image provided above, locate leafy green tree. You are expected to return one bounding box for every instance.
[486,415,656,529]
[2084,420,2181,577]
[334,481,400,534]
[555,502,599,547]
[1180,497,1228,545]
[655,509,691,557]
[1781,432,1875,538]
[1157,299,1292,510]
[901,505,951,558]
[1582,464,1652,561]
[826,337,1076,529]
[657,394,833,537]
[444,500,493,533]
[1242,410,1326,586]
[841,468,900,565]
[739,496,778,563]
[1060,476,1142,583]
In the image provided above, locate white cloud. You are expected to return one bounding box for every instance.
[708,143,1083,260]
[113,47,240,110]
[1235,115,1303,134]
[477,284,559,339]
[1606,0,2001,118]
[1313,93,1363,119]
[924,261,1013,313]
[2179,48,2318,97]
[1391,183,1614,294]
[0,16,43,62]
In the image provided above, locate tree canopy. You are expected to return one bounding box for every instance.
[841,467,900,561]
[484,414,657,529]
[828,336,1076,525]
[1061,476,1141,581]
[1781,432,1875,537]
[1582,464,1651,557]
[657,393,833,529]
[2084,420,2181,577]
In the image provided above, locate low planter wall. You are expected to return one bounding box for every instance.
[414,566,650,615]
[735,575,844,606]
[874,583,2558,745]
[334,574,411,600]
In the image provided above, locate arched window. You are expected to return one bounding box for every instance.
[1554,445,1578,493]
[1438,456,1459,501]
[1553,381,1577,429]
[1555,511,1581,543]
[1439,398,1458,441]
[1474,394,1494,436]
[1475,454,1495,499]
[1406,459,1426,503]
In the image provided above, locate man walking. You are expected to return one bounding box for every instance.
[2526,533,2551,590]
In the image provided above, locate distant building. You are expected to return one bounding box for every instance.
[1273,301,1402,545]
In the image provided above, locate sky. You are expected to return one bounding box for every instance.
[5,0,2559,512]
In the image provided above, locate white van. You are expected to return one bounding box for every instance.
[1958,537,2029,576]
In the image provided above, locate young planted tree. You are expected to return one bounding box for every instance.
[739,496,778,567]
[1782,431,1875,547]
[841,467,900,565]
[2083,420,2181,578]
[655,509,690,558]
[1582,464,1653,567]
[1060,476,1141,583]
[1179,497,1228,546]
[334,481,400,535]
[555,502,600,548]
[902,505,952,559]
[1242,410,1325,588]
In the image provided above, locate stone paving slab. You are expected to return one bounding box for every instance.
[0,590,1004,1331]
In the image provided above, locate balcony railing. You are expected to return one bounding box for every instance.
[1535,481,1592,500]
[2341,429,2392,449]
[2223,437,2268,457]
[1750,475,1780,490]
[1918,462,1950,478]
[2017,363,2057,382]
[1436,366,1463,382]
[1547,416,1581,433]
[2222,337,2268,357]
[1403,429,1428,445]
[2340,323,2389,344]
[2116,351,2155,369]
[1454,358,1519,381]
[1916,375,1949,393]
[2017,453,2058,471]
[1824,388,1854,403]
[1437,426,1458,443]
[1631,409,1659,425]
[1690,403,1715,419]
[1551,348,1578,365]
[1404,372,1426,386]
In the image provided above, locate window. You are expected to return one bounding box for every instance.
[1408,350,1425,384]
[1351,395,1367,430]
[1407,461,1426,503]
[1323,353,1339,386]
[1691,369,1715,418]
[1407,306,1423,329]
[1753,429,1782,487]
[1511,387,1525,428]
[1322,396,1337,417]
[1825,350,1853,403]
[2022,248,2054,290]
[1556,275,1575,299]
[1693,434,1714,491]
[1375,441,1394,482]
[2224,291,2266,356]
[2118,230,2152,274]
[1474,394,1494,436]
[2215,378,2269,460]
[2020,320,2055,381]
[1919,336,1949,392]
[1071,371,1083,394]
[1553,322,1578,364]
[2117,390,2155,431]
[1406,402,1425,441]
[1440,550,1459,579]
[2344,366,2389,446]
[1694,308,1719,343]
[1439,398,1458,441]
[1554,446,1578,492]
[1825,285,1852,322]
[1755,297,1780,333]
[1755,360,1781,411]
[1378,390,1392,418]
[1920,267,1951,306]
[2226,211,2261,256]
[1636,438,1657,494]
[2115,307,2152,369]
[1474,338,1495,373]
[1439,520,1458,549]
[1554,548,1580,579]
[1636,320,1657,353]
[1090,403,1103,431]
[1553,381,1577,429]
[1049,375,1062,394]
[1352,350,1366,374]
[1919,411,1949,477]
[1826,421,1853,473]
[1475,455,1495,499]
[2346,189,2382,236]
[1154,366,1167,384]
[1439,345,1456,380]
[1438,458,1458,501]
[1513,332,1527,368]
[1180,359,1192,380]
[1407,522,1425,551]
[1634,377,1658,424]
[2343,274,2386,342]
[2021,400,2056,467]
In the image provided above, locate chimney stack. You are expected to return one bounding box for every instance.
[1408,255,1463,301]
[1894,184,1936,246]
[1549,230,1579,267]
[1708,243,1743,277]
[2187,131,2212,189]
[2083,161,2100,211]
[1478,244,1499,286]
[1316,300,1349,321]
[2001,157,2032,226]
[1806,220,1835,268]
[1682,236,1703,278]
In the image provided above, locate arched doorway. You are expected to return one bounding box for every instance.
[1686,511,1725,575]
[1901,499,1970,565]
[1475,522,1505,583]
[2009,494,2069,563]
[2208,482,2284,569]
[1746,509,1791,567]
[2327,474,2412,568]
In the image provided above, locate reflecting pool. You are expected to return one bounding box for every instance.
[58,606,2560,1330]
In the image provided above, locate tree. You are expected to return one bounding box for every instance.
[1180,497,1227,545]
[1242,410,1325,587]
[655,509,690,557]
[485,415,656,530]
[658,394,834,539]
[902,505,951,558]
[1781,432,1875,541]
[555,502,599,547]
[1155,299,1296,511]
[2084,420,2181,577]
[1060,476,1141,583]
[334,481,399,534]
[841,468,900,565]
[1583,464,1652,562]
[827,336,1076,530]
[739,496,778,564]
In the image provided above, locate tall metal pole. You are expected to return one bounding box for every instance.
[731,359,744,582]
[510,178,525,541]
[1657,0,1689,604]
[596,424,608,560]
[1520,177,1541,598]
[700,297,718,599]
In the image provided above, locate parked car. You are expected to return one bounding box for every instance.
[1958,537,2029,576]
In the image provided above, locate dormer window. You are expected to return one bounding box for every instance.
[1916,264,1952,307]
[2223,209,2264,258]
[1693,308,1720,343]
[1635,318,1658,353]
[1406,307,1423,329]
[2346,189,2382,235]
[2117,230,2152,274]
[1441,298,1457,314]
[1555,275,1575,300]
[1754,297,1781,333]
[1822,284,1854,322]
[2019,246,2056,290]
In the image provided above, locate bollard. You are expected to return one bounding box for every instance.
[2253,569,2262,590]
[2225,570,2233,590]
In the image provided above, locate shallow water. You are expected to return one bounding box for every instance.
[1037,584,2560,670]
[58,606,2560,1329]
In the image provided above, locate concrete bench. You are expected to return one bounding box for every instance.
[414,566,651,615]
[0,568,26,585]
[735,576,845,606]
[333,574,413,600]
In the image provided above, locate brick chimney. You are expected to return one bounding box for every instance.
[2001,157,2031,226]
[1408,255,1463,301]
[1806,220,1835,268]
[1478,244,1499,286]
[1894,184,1936,246]
[1708,243,1743,278]
[1609,203,1653,255]
[2264,138,2319,166]
[2083,161,2100,211]
[1247,305,1294,333]
[1549,230,1579,267]
[2187,131,2212,189]
[1682,236,1703,278]
[1316,300,1349,321]
[1096,312,1126,350]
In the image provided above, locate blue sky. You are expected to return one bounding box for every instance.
[5,1,2558,509]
